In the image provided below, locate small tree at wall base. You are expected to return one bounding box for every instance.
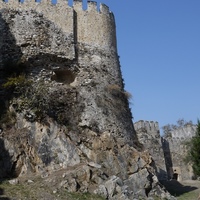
[187,119,200,176]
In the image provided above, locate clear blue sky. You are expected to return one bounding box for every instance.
[70,0,200,131]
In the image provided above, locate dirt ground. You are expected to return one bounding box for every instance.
[161,179,200,200]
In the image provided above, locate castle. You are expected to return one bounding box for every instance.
[0,1,177,199]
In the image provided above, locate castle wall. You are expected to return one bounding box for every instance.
[73,1,117,51]
[171,125,196,139]
[135,120,197,181]
[0,0,117,55]
[134,121,167,180]
[0,0,74,35]
[134,120,159,137]
[0,0,75,62]
[162,125,197,180]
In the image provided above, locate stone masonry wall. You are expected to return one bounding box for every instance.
[134,120,168,180]
[73,1,117,51]
[171,125,196,139]
[0,0,116,52]
[135,120,197,181]
[162,125,197,181]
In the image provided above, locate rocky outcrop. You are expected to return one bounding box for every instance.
[0,1,175,199]
[1,116,175,199]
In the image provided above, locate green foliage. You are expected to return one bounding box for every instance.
[2,74,32,97]
[2,58,31,94]
[162,124,172,137]
[186,120,200,176]
[2,75,27,89]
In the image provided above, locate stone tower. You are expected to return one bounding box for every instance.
[0,1,174,199]
[0,0,136,145]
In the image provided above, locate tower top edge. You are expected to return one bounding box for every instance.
[0,0,112,15]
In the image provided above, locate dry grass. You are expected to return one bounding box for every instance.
[0,177,105,200]
[106,84,132,101]
[123,90,132,100]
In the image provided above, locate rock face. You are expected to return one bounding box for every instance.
[0,1,175,199]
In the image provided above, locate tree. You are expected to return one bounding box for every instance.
[162,124,172,137]
[177,118,185,127]
[187,120,200,176]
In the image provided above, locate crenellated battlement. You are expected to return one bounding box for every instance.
[170,125,196,139]
[87,1,97,12]
[0,0,113,15]
[134,120,160,134]
[0,0,117,51]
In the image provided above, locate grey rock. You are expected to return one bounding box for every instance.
[9,179,19,185]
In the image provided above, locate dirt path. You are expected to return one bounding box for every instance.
[161,180,200,200]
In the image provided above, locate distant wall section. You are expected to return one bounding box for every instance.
[134,120,167,180]
[135,120,197,181]
[162,125,197,181]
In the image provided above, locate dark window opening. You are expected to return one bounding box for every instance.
[172,173,178,180]
[51,70,75,84]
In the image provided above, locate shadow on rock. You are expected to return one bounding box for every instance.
[160,180,198,197]
[0,139,13,200]
[0,139,13,178]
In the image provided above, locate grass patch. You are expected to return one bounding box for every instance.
[67,192,105,200]
[0,179,105,200]
[177,190,199,200]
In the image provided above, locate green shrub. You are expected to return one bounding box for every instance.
[3,75,26,88]
[2,74,32,95]
[185,120,200,176]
